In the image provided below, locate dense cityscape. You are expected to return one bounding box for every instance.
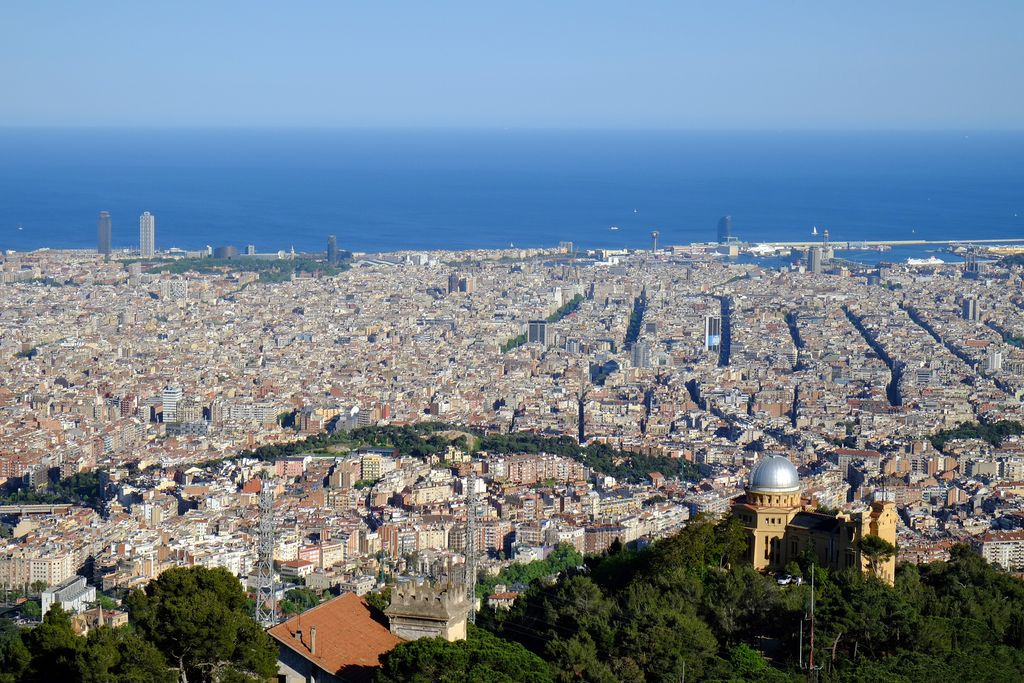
[2,214,1024,680]
[5,0,1024,677]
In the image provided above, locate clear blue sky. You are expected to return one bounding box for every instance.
[2,1,1022,129]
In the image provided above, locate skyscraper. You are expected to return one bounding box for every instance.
[631,340,652,368]
[97,211,112,258]
[962,297,979,322]
[139,212,155,257]
[528,320,549,347]
[717,215,733,244]
[327,235,338,265]
[705,315,722,352]
[161,385,183,423]
[808,247,823,274]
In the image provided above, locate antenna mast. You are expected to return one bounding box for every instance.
[809,564,816,680]
[254,479,277,626]
[465,469,479,624]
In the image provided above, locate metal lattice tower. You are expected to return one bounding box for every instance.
[465,470,478,624]
[254,479,277,627]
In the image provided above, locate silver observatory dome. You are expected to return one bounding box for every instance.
[747,454,800,493]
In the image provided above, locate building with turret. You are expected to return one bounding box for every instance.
[385,582,470,642]
[731,453,898,584]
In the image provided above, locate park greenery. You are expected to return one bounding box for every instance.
[425,516,1024,682]
[928,420,1024,451]
[126,566,278,682]
[139,254,351,283]
[546,294,584,323]
[0,470,108,512]
[229,422,700,484]
[500,333,527,353]
[280,587,326,616]
[0,566,277,683]
[476,543,583,599]
[377,626,553,683]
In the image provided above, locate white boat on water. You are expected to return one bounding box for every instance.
[906,256,944,266]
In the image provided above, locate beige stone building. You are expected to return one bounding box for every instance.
[732,453,898,584]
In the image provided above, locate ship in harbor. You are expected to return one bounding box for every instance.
[906,256,944,266]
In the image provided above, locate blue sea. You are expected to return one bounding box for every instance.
[0,129,1021,262]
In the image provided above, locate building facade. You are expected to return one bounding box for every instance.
[528,320,548,347]
[139,211,155,257]
[41,575,96,616]
[97,211,112,257]
[731,453,898,584]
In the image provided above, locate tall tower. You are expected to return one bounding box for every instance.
[717,215,732,244]
[161,386,183,423]
[650,230,659,253]
[97,211,112,259]
[964,251,983,279]
[808,247,823,274]
[139,212,155,257]
[327,235,338,266]
[704,314,722,352]
[464,471,478,624]
[254,480,277,626]
[962,297,979,322]
[528,320,549,347]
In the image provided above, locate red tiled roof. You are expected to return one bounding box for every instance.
[268,593,404,680]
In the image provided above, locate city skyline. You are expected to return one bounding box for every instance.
[3,3,1024,681]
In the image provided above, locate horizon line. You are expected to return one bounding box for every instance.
[1,125,1024,134]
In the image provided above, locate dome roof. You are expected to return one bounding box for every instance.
[748,454,800,493]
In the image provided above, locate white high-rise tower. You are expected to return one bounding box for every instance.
[139,211,155,257]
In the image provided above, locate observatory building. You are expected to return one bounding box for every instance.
[731,453,898,584]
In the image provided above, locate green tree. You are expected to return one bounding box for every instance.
[858,535,897,578]
[126,566,277,683]
[21,600,41,620]
[376,626,553,683]
[0,619,30,683]
[280,587,322,615]
[79,627,176,683]
[21,606,83,681]
[96,594,118,611]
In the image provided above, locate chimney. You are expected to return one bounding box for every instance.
[310,626,317,656]
[294,628,302,646]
